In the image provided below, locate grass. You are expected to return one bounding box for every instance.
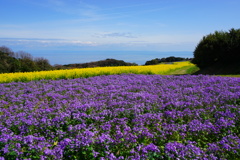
[167,65,200,75]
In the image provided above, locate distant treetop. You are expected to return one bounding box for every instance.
[145,56,192,65]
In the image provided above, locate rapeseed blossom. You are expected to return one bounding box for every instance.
[0,61,194,83]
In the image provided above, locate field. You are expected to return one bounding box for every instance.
[0,61,195,83]
[0,62,240,159]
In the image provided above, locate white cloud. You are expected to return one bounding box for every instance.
[0,38,98,48]
[93,32,138,38]
[0,37,196,52]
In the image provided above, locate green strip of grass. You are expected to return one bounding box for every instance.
[167,65,200,75]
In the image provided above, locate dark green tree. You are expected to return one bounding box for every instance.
[34,57,53,71]
[19,59,38,72]
[0,46,21,73]
[145,58,159,65]
[0,46,54,73]
[15,51,38,72]
[192,28,240,68]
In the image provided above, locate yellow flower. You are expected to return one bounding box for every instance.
[0,61,195,83]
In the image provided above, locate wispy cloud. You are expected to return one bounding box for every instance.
[93,32,138,38]
[0,38,97,48]
[0,37,196,52]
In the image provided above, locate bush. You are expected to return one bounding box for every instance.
[145,57,191,65]
[192,28,240,68]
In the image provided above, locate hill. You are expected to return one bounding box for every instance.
[59,58,137,69]
[145,56,192,65]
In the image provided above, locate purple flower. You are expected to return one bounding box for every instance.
[165,141,206,159]
[143,143,160,152]
[44,148,52,155]
[0,74,240,159]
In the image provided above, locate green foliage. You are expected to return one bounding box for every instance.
[0,50,21,73]
[185,65,200,74]
[145,56,192,65]
[62,58,138,69]
[0,46,53,73]
[19,58,38,72]
[145,58,159,65]
[34,57,53,71]
[192,28,240,69]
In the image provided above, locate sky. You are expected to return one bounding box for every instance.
[1,0,240,53]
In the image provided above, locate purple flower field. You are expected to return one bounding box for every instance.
[0,74,240,159]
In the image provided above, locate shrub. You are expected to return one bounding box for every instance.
[192,28,240,69]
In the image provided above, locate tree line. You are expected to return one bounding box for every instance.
[145,56,192,65]
[62,58,137,69]
[0,46,52,73]
[1,46,195,73]
[0,46,138,73]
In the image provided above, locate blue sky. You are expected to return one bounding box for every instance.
[1,0,240,52]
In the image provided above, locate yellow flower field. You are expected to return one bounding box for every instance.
[0,61,195,83]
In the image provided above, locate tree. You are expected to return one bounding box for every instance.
[0,52,19,73]
[0,46,14,57]
[227,28,240,60]
[34,57,52,71]
[192,28,240,69]
[145,56,191,65]
[0,46,54,73]
[17,51,38,72]
[17,51,33,60]
[19,58,38,72]
[145,58,159,65]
